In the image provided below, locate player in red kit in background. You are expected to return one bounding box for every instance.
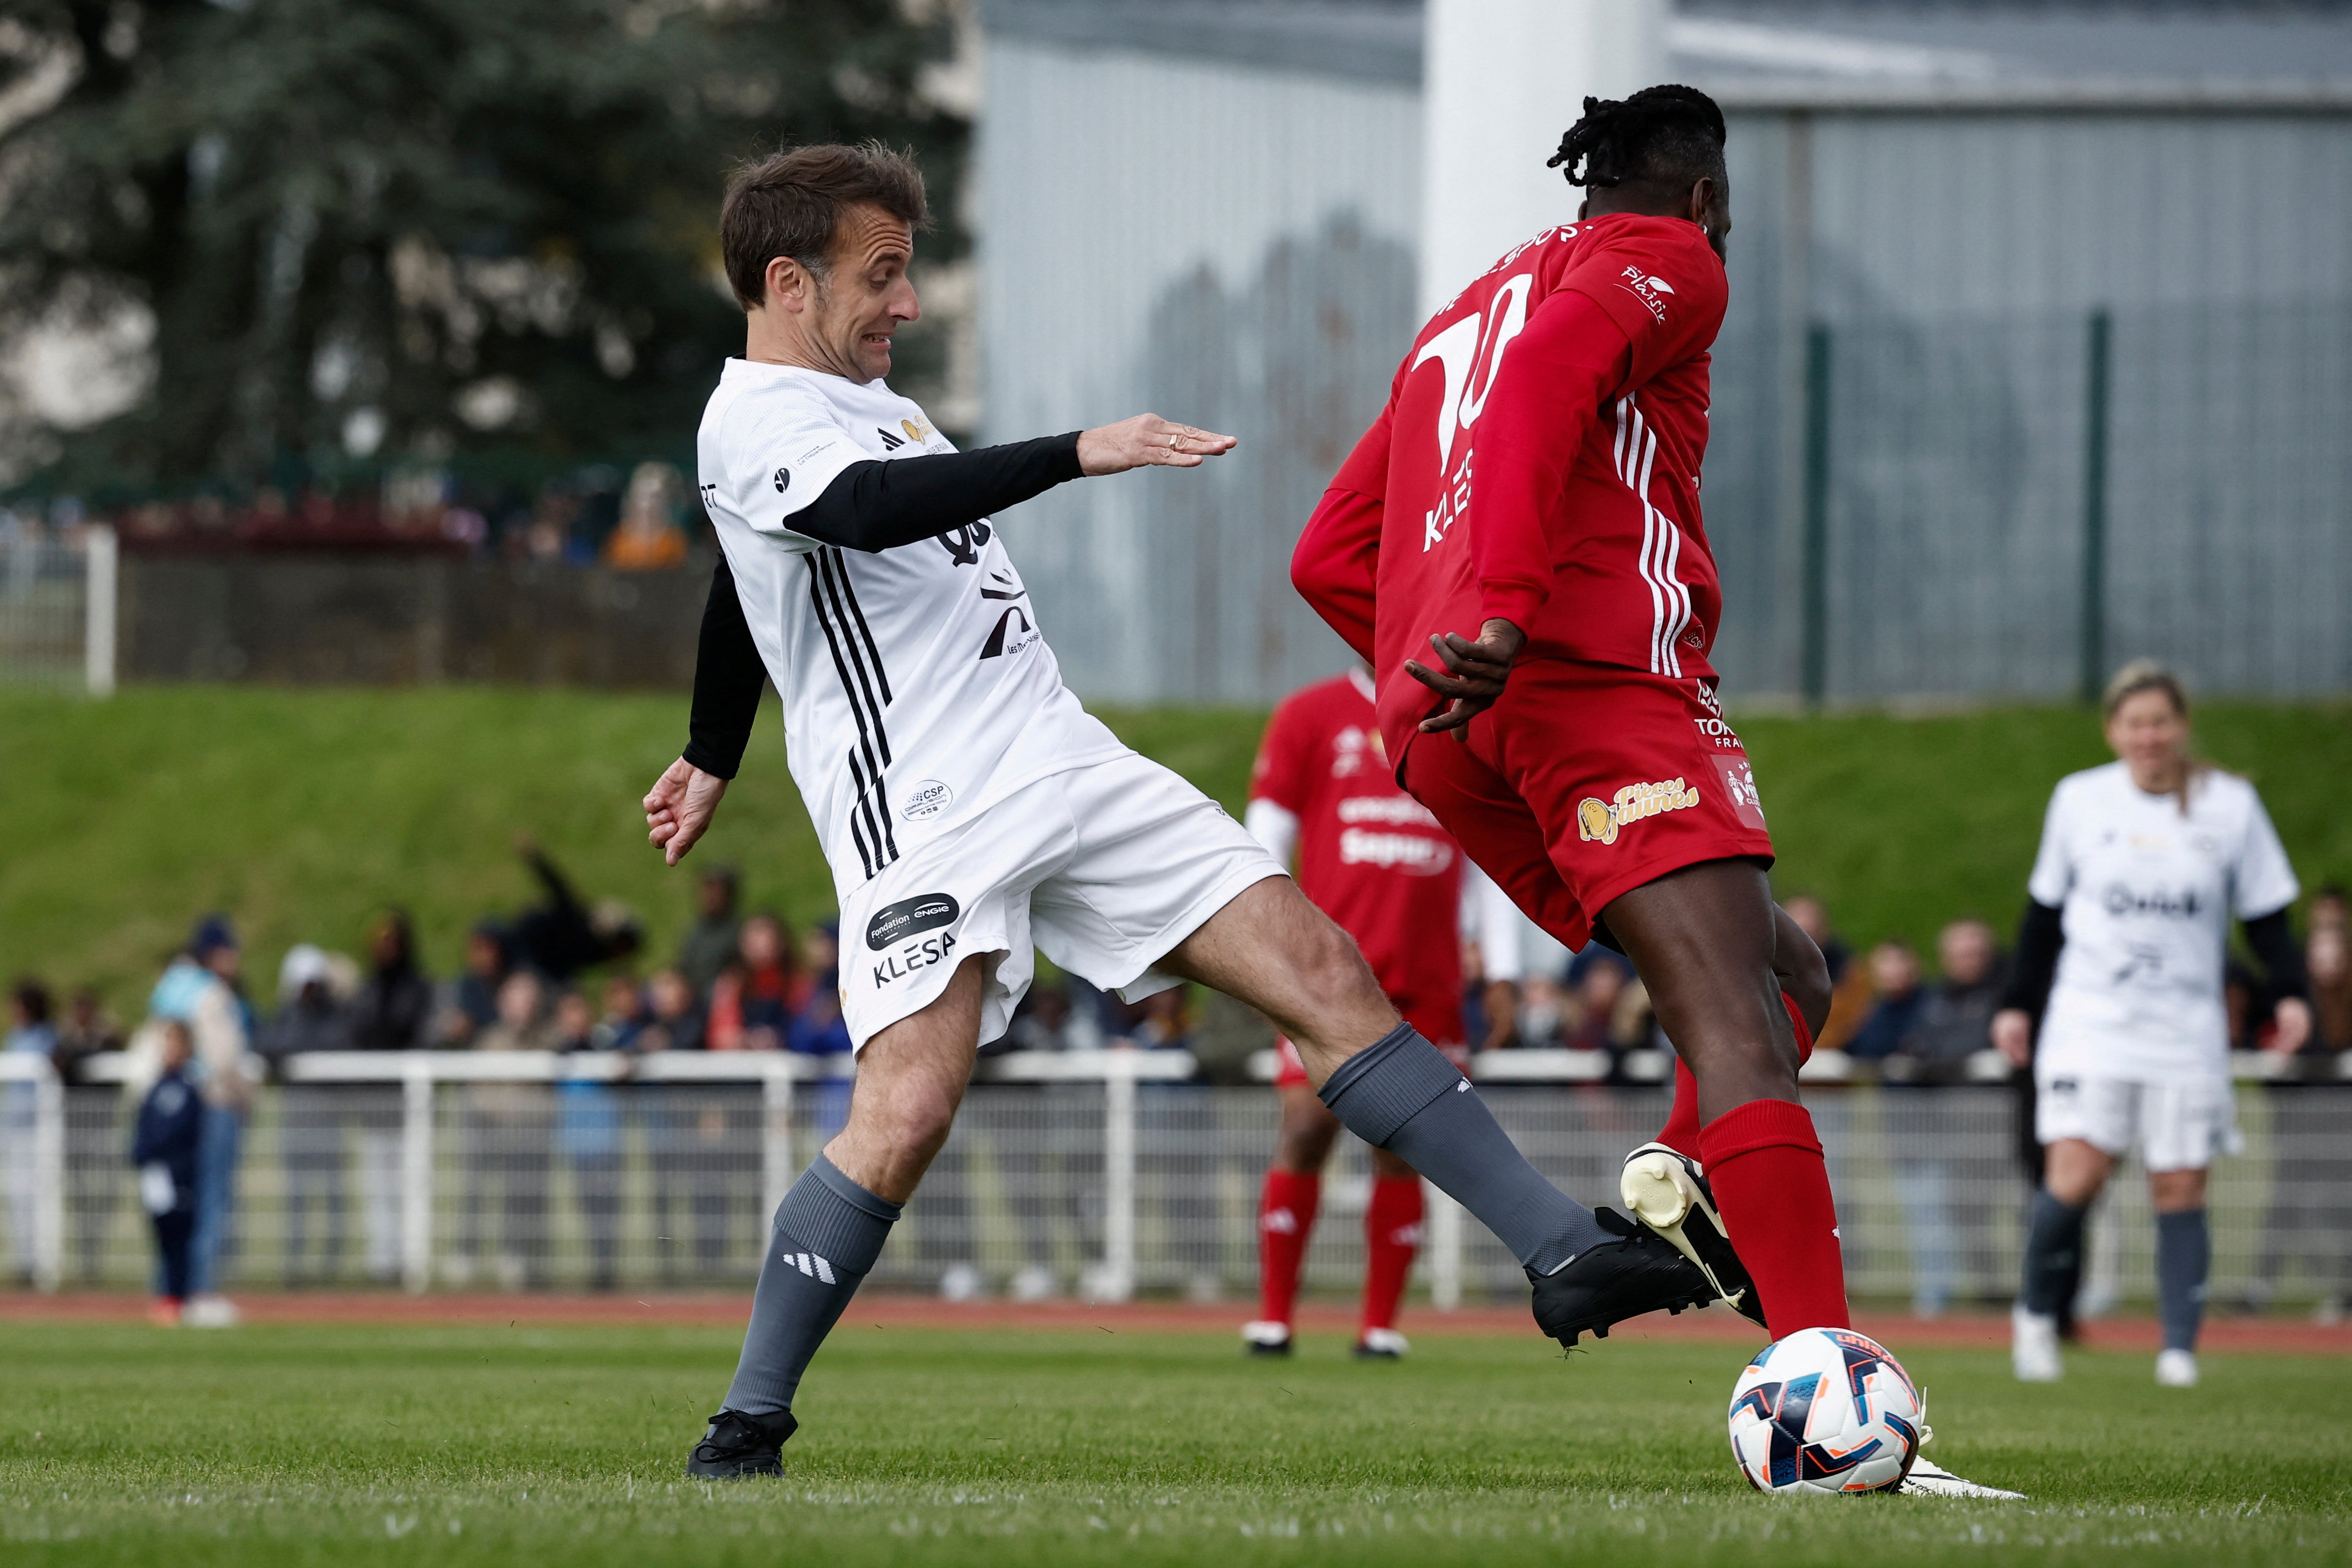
[1290,86,1850,1345]
[1240,665,1525,1359]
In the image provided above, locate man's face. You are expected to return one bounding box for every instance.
[1938,922,1994,987]
[204,945,241,982]
[796,204,919,382]
[698,876,734,920]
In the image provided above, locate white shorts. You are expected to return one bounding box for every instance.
[2035,1069,2240,1171]
[836,747,1286,1050]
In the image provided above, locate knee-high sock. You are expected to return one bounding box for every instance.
[1701,1098,1850,1335]
[1360,1175,1424,1334]
[1320,1024,1605,1273]
[1254,1168,1320,1327]
[2019,1188,2088,1319]
[1655,993,1813,1160]
[2156,1208,2210,1352]
[723,1155,900,1417]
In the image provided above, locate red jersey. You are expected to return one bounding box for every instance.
[1249,669,1463,1033]
[1290,213,1729,770]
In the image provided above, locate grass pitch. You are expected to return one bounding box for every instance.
[5,685,2350,1016]
[2,1321,2347,1566]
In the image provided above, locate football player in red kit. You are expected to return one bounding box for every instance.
[1291,86,1850,1343]
[1240,665,1525,1359]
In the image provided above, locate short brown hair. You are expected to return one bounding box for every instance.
[720,142,930,310]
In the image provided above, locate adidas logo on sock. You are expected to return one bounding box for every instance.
[1261,1209,1299,1235]
[787,1251,837,1284]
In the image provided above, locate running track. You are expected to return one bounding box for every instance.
[2,1292,2346,1354]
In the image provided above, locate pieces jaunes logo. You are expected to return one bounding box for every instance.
[1577,778,1701,846]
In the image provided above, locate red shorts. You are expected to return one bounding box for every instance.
[1274,1034,1471,1090]
[1399,659,1775,950]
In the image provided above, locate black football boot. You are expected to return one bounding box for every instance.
[685,1408,796,1478]
[1527,1206,1717,1347]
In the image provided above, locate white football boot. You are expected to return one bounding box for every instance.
[2155,1348,2200,1388]
[1353,1327,1410,1360]
[1241,1320,1293,1357]
[2011,1304,2062,1383]
[1893,1400,2028,1499]
[1617,1143,1764,1325]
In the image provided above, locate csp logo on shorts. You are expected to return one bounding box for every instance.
[865,893,960,951]
[1577,778,1701,846]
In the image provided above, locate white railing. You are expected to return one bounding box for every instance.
[39,1049,1196,1300]
[9,1048,2347,1306]
[0,524,113,694]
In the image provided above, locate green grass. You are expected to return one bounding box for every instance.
[1,1323,2347,1565]
[2,685,2347,1013]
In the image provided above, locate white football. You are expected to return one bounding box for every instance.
[1727,1327,1923,1495]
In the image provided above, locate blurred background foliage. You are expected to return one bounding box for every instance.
[0,0,965,499]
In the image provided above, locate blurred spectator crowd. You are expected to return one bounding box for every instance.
[0,459,700,569]
[6,872,2347,1314]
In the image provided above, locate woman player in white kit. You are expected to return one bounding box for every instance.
[1994,661,2311,1387]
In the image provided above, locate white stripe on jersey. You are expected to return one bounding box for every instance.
[1617,397,1693,677]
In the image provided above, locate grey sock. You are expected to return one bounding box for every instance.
[2020,1187,2087,1317]
[722,1154,901,1417]
[1319,1023,1605,1273]
[2156,1209,2209,1353]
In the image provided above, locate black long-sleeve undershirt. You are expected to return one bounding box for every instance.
[1997,896,2311,1030]
[678,434,1087,779]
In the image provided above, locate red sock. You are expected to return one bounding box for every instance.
[1360,1176,1424,1335]
[1654,992,1814,1158]
[1255,1168,1321,1326]
[1699,1098,1850,1337]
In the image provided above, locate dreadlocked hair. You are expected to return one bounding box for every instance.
[1548,84,1727,190]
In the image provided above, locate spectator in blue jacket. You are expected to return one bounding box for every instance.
[1846,940,1926,1062]
[131,1021,203,1326]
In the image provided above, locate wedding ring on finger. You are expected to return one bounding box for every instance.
[1167,432,1182,449]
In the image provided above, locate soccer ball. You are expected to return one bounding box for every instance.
[1727,1328,1923,1495]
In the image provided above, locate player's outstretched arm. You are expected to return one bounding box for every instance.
[1077,414,1235,474]
[644,757,729,867]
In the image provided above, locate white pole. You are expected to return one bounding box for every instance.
[82,524,117,698]
[400,1057,434,1293]
[761,1058,796,1226]
[1100,1056,1137,1303]
[32,1058,63,1294]
[1426,1179,1463,1312]
[1419,0,1667,319]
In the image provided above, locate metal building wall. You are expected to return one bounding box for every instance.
[978,39,2352,703]
[1706,109,2352,701]
[979,39,1421,703]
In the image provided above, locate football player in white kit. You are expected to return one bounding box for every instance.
[1994,661,2311,1387]
[647,144,1727,1478]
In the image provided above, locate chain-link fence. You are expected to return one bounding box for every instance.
[6,1054,2348,1314]
[0,524,113,693]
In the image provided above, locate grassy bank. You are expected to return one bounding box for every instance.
[2,685,2345,1010]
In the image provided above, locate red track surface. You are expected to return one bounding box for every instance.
[2,1291,2347,1355]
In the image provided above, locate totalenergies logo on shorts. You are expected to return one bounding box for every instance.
[1577,778,1701,845]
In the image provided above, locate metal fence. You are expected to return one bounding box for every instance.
[4,1052,2348,1313]
[0,524,114,694]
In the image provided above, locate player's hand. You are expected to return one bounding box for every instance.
[1406,619,1525,737]
[1076,414,1237,475]
[1991,1007,2033,1067]
[643,756,729,867]
[1481,980,1521,1051]
[2267,997,2314,1055]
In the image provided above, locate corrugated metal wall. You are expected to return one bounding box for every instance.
[979,39,2352,701]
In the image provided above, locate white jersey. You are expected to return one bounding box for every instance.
[2027,760,2298,1084]
[696,359,1124,895]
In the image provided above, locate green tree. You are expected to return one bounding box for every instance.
[0,0,964,495]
